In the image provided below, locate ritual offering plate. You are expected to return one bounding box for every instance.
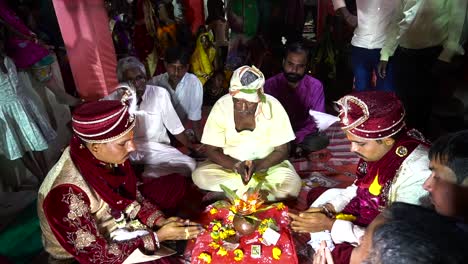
[187,201,298,264]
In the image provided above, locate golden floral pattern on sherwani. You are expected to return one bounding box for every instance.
[107,244,121,256]
[125,201,141,220]
[63,188,89,221]
[73,229,96,251]
[37,149,174,263]
[58,187,141,263]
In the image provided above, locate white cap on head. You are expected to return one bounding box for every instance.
[229,65,265,103]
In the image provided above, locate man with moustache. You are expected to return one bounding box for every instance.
[192,65,302,201]
[37,100,203,263]
[347,131,468,264]
[264,42,329,157]
[289,91,431,263]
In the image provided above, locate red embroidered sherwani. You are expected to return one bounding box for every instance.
[37,148,174,264]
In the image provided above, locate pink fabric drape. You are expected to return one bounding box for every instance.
[52,0,118,100]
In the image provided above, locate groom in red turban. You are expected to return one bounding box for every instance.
[37,100,202,264]
[289,91,432,263]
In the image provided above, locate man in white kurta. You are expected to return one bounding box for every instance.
[192,65,301,201]
[106,57,196,178]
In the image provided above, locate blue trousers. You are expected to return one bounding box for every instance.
[351,46,394,91]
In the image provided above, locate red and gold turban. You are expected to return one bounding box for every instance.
[72,100,135,143]
[336,91,405,140]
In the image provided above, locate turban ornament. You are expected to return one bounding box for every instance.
[336,91,405,140]
[72,99,135,143]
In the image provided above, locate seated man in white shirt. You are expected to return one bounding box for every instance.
[149,46,204,142]
[106,56,196,178]
[289,91,431,263]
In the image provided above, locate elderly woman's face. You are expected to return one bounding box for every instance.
[89,131,136,164]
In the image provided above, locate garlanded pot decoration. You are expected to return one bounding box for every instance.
[220,182,272,236]
[193,183,293,263]
[232,214,257,236]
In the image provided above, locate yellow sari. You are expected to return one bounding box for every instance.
[190,32,216,85]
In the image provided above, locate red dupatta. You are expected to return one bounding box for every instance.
[69,135,137,212]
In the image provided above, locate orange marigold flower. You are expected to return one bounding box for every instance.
[276,202,285,210]
[217,246,228,256]
[198,252,212,263]
[209,242,220,249]
[234,249,244,261]
[272,247,282,260]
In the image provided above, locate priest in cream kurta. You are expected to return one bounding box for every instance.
[192,65,301,201]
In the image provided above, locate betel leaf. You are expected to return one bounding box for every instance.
[244,214,260,223]
[254,204,274,214]
[220,184,239,202]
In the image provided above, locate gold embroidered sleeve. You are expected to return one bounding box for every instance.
[124,201,142,220]
[43,185,148,264]
[134,190,166,228]
[141,234,156,253]
[146,211,164,228]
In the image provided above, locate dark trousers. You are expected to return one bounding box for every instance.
[351,46,395,91]
[393,46,443,134]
